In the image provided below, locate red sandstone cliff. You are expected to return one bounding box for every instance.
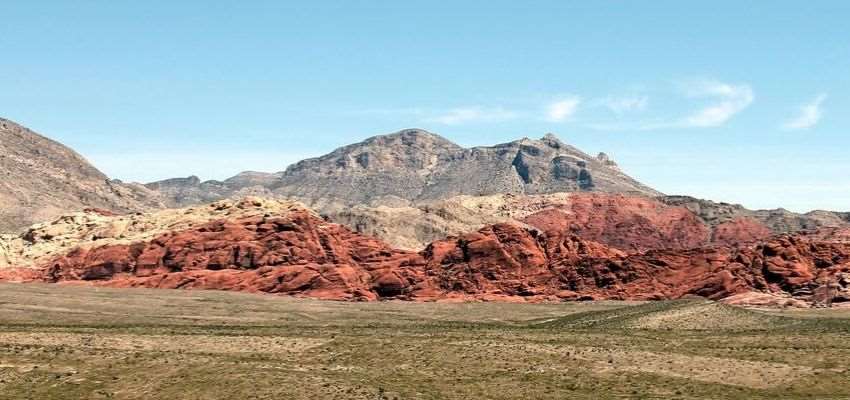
[2,197,848,304]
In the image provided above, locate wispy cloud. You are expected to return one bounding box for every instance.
[585,79,754,131]
[359,80,755,130]
[782,93,827,130]
[596,95,648,115]
[427,106,519,125]
[545,96,581,122]
[680,80,754,127]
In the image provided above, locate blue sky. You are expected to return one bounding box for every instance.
[1,1,848,212]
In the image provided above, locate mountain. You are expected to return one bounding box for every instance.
[149,129,661,209]
[145,129,849,248]
[4,119,847,249]
[2,197,849,305]
[0,118,163,233]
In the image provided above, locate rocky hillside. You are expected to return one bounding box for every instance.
[2,197,849,305]
[421,223,850,303]
[0,118,163,233]
[0,197,426,300]
[328,192,850,251]
[150,129,661,209]
[0,197,306,270]
[661,195,850,233]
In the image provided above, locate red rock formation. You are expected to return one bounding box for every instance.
[420,223,739,300]
[43,210,426,301]
[711,217,773,246]
[5,203,850,304]
[521,194,712,252]
[420,223,850,302]
[421,223,623,300]
[517,193,776,252]
[754,233,850,289]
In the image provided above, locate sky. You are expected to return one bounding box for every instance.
[1,1,848,212]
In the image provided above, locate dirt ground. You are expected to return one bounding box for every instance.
[0,283,849,399]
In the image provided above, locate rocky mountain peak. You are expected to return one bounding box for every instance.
[371,128,454,144]
[279,129,662,208]
[347,128,459,153]
[284,128,461,174]
[540,132,565,146]
[144,128,662,210]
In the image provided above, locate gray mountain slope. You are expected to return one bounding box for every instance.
[0,118,163,233]
[150,128,661,209]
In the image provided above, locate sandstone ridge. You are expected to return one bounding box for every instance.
[2,197,848,306]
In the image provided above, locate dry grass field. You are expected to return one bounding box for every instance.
[1,283,849,399]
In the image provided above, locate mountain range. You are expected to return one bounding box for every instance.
[145,129,660,210]
[2,117,846,239]
[155,129,850,237]
[2,116,849,306]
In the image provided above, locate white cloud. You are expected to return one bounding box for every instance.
[427,106,518,125]
[782,93,827,130]
[597,95,648,114]
[545,96,581,122]
[583,80,754,131]
[680,80,754,127]
[361,81,753,130]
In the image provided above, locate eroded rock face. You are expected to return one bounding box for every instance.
[43,210,426,301]
[421,223,622,300]
[420,224,850,302]
[520,194,713,252]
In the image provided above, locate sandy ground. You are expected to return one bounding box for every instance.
[1,283,849,399]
